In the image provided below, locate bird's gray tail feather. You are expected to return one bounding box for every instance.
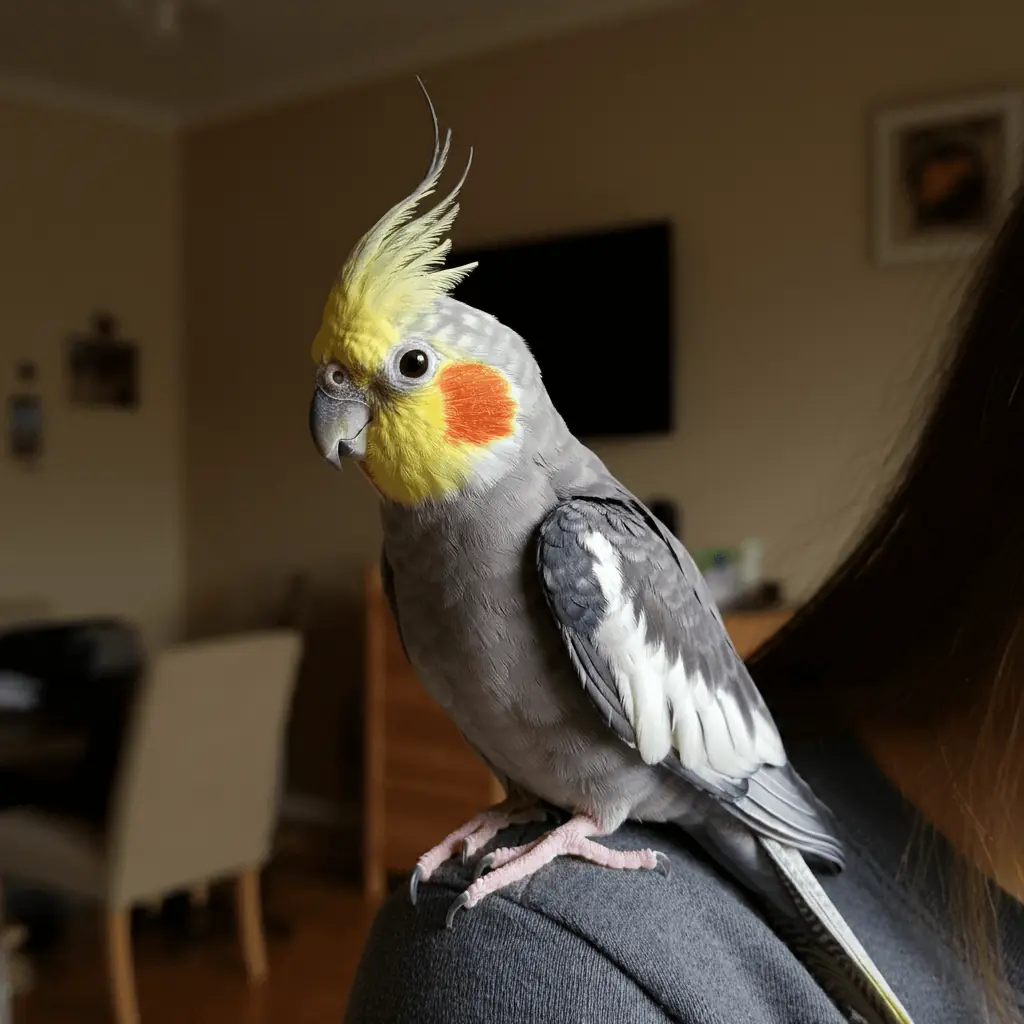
[759,836,915,1024]
[686,819,914,1024]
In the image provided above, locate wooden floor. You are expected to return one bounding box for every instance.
[14,875,377,1024]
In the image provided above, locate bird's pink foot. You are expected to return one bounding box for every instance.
[409,798,553,904]
[448,813,669,927]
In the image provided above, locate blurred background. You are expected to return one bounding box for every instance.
[0,0,1020,1020]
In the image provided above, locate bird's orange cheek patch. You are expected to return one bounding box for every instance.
[439,363,517,446]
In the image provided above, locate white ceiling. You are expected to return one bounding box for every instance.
[0,0,686,128]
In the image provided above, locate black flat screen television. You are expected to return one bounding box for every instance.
[449,221,674,439]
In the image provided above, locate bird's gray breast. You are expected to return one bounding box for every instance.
[383,494,575,731]
[380,493,677,822]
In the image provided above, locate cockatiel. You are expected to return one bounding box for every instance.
[308,85,915,1024]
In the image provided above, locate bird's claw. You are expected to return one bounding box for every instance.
[409,865,424,905]
[654,851,671,877]
[473,853,496,880]
[445,892,471,929]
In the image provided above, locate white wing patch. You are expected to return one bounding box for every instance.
[581,531,785,782]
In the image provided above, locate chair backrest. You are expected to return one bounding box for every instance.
[106,630,302,906]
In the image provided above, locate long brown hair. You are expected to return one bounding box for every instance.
[748,191,1024,1019]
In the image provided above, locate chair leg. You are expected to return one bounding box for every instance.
[235,869,268,982]
[106,909,140,1024]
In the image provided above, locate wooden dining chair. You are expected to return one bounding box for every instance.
[0,629,303,1024]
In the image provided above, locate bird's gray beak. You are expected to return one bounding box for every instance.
[309,362,372,469]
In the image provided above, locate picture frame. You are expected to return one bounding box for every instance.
[871,90,1024,265]
[66,313,140,409]
[9,394,43,463]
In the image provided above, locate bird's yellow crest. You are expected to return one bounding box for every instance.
[311,81,478,372]
[309,83,522,506]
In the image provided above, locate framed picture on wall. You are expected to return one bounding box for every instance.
[871,90,1024,265]
[9,394,43,463]
[66,313,139,409]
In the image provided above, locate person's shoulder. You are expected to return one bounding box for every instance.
[345,822,844,1024]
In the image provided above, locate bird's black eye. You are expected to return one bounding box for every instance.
[398,349,430,379]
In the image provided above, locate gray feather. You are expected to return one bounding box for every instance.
[380,547,410,661]
[536,495,844,868]
[382,543,513,796]
[761,838,914,1024]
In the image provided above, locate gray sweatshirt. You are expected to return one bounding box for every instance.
[344,737,1023,1022]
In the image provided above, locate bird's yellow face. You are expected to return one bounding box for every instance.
[310,305,520,506]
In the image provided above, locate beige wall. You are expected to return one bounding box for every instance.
[180,0,1021,802]
[0,98,181,647]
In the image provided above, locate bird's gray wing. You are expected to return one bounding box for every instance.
[536,495,843,867]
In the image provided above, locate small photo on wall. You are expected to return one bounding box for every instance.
[871,91,1024,265]
[66,313,139,409]
[9,394,43,462]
